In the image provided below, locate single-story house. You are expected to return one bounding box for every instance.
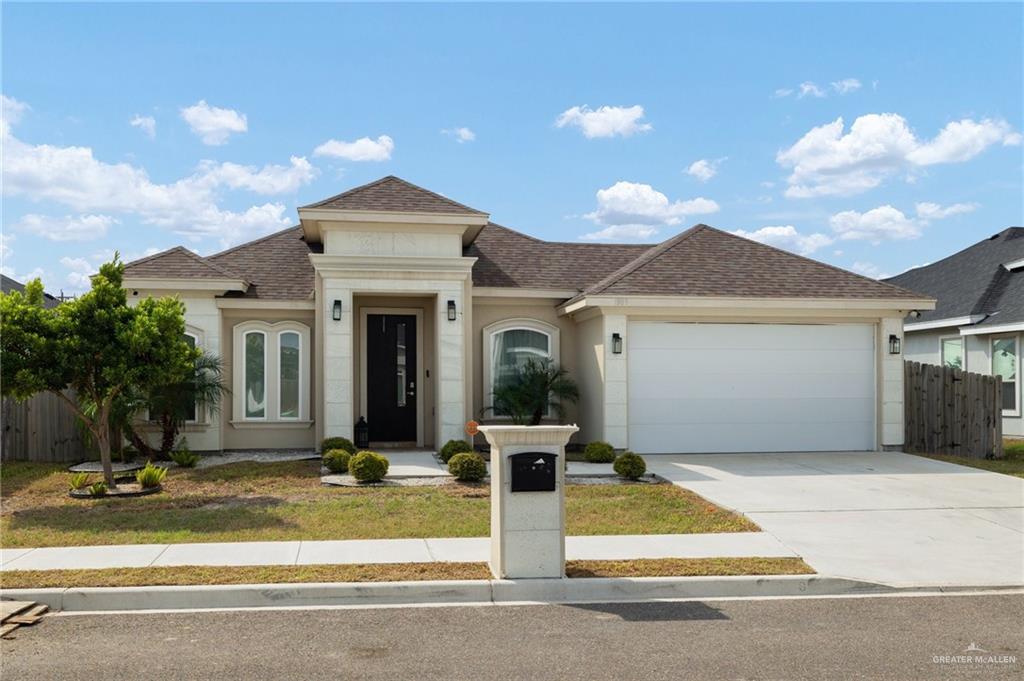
[122,176,934,454]
[885,227,1023,438]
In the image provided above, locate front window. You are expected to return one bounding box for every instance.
[183,333,198,422]
[244,331,266,419]
[941,337,964,370]
[279,331,300,419]
[993,337,1018,413]
[485,319,559,418]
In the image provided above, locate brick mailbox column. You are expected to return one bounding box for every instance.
[477,424,579,579]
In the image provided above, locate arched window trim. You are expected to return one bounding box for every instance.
[483,318,560,420]
[232,321,310,424]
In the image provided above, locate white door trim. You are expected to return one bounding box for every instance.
[359,307,425,447]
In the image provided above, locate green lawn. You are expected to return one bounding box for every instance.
[0,459,755,548]
[915,439,1024,479]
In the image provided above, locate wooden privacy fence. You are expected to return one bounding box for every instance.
[904,361,1003,459]
[1,391,87,463]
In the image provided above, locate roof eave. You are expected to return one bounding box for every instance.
[559,294,937,316]
[122,276,250,294]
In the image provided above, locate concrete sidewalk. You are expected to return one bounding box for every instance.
[0,532,794,572]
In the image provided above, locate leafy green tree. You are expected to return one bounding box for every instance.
[488,359,579,425]
[1,257,198,487]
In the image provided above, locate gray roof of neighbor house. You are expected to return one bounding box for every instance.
[566,224,926,303]
[1,274,61,307]
[123,177,931,303]
[885,227,1024,328]
[302,175,487,215]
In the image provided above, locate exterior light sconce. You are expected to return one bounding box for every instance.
[332,299,342,321]
[888,334,901,355]
[612,333,623,354]
[447,299,457,322]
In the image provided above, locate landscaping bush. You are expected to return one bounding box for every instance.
[135,462,168,489]
[321,437,356,455]
[349,450,389,482]
[171,444,200,468]
[448,452,487,482]
[439,439,474,463]
[89,481,108,496]
[584,441,616,463]
[69,472,91,491]
[323,448,351,474]
[613,452,646,480]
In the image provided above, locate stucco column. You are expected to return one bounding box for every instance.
[879,316,905,449]
[603,314,628,449]
[437,285,467,444]
[322,285,354,439]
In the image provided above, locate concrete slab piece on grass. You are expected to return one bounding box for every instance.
[1,544,168,571]
[376,451,449,477]
[151,542,301,568]
[296,539,434,565]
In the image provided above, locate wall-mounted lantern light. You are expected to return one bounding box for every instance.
[612,332,623,354]
[888,334,901,355]
[332,299,342,321]
[447,299,457,322]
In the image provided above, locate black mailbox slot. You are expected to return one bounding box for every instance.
[509,452,558,492]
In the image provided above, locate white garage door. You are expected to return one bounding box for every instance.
[627,322,876,453]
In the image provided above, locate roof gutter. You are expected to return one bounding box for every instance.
[560,294,936,316]
[904,314,987,332]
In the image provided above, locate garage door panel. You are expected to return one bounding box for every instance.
[628,348,876,377]
[628,397,876,426]
[628,421,874,454]
[627,372,874,401]
[627,322,875,454]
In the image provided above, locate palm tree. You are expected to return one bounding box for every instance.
[488,359,579,425]
[121,351,227,458]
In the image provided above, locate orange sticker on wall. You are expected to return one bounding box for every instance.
[465,420,479,436]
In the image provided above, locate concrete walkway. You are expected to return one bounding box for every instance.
[0,532,794,572]
[646,451,1024,588]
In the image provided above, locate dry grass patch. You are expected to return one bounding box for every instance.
[1,557,813,589]
[1,460,755,548]
[915,440,1024,479]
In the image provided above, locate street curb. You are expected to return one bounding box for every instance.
[3,575,904,612]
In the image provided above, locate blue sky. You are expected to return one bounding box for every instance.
[2,2,1022,294]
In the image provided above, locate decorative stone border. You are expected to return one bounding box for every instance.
[69,484,163,500]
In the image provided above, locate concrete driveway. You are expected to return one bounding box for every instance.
[646,451,1024,588]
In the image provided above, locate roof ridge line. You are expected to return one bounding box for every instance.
[176,245,245,280]
[302,175,487,215]
[582,224,708,297]
[122,245,188,269]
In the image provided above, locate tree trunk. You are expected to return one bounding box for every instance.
[95,417,115,488]
[126,427,157,459]
[159,413,178,459]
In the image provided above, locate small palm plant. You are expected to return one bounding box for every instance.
[488,359,579,425]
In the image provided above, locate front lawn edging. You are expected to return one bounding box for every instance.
[68,484,163,500]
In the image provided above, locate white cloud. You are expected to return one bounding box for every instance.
[2,101,306,248]
[584,181,719,227]
[686,158,725,182]
[731,225,833,255]
[15,214,116,242]
[580,225,659,242]
[1,94,29,137]
[130,114,156,139]
[850,261,890,279]
[313,135,394,161]
[914,201,978,220]
[61,256,94,289]
[831,78,862,95]
[442,127,476,143]
[180,100,248,145]
[830,205,922,243]
[798,82,826,99]
[199,156,317,194]
[555,105,652,139]
[777,113,1021,197]
[773,88,794,99]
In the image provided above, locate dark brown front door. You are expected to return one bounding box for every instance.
[366,314,417,442]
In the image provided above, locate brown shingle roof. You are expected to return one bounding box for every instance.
[303,175,487,215]
[466,223,652,291]
[123,246,246,282]
[208,226,318,300]
[570,224,926,302]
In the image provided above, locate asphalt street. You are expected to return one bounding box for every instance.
[2,593,1021,680]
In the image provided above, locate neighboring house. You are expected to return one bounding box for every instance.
[1,274,61,308]
[885,227,1024,438]
[122,176,933,454]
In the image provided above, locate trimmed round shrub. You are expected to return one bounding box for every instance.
[613,451,646,480]
[349,450,389,482]
[584,441,616,463]
[439,439,474,463]
[321,437,356,455]
[323,448,351,474]
[448,452,487,482]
